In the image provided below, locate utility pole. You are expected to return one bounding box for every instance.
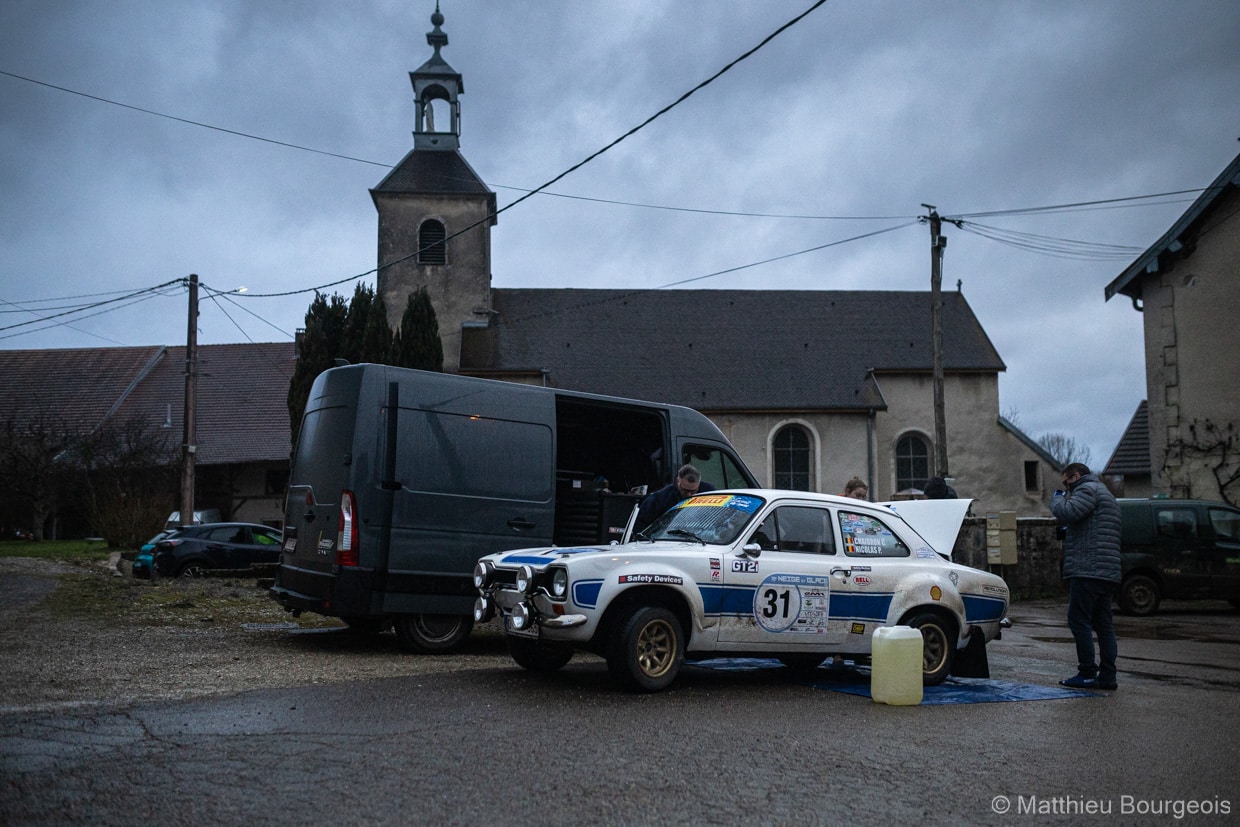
[922,205,949,478]
[180,274,198,528]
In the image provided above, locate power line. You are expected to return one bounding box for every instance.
[0,279,185,334]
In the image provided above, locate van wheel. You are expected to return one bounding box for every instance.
[606,606,684,692]
[904,610,956,686]
[508,637,574,672]
[1119,575,1160,616]
[393,613,473,653]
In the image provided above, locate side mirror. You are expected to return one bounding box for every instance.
[741,543,762,558]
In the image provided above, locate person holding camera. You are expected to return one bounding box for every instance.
[1049,462,1122,690]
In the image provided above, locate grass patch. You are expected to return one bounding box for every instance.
[0,539,116,562]
[38,569,343,629]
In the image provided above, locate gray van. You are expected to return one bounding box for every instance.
[1117,498,1240,615]
[270,364,757,651]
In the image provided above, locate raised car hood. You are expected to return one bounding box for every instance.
[878,498,973,559]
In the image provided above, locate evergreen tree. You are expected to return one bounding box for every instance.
[392,287,443,371]
[287,291,349,444]
[360,293,393,364]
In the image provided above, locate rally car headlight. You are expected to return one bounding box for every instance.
[511,601,533,630]
[550,567,569,599]
[473,560,495,590]
[473,596,494,623]
[515,564,535,594]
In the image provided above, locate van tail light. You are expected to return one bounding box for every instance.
[337,489,359,567]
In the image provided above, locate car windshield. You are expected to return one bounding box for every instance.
[643,493,765,545]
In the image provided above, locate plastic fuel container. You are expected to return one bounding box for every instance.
[871,625,923,705]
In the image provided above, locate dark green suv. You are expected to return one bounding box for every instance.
[1117,498,1240,615]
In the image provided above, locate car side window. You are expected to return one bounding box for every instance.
[838,510,909,558]
[749,506,834,554]
[254,530,281,545]
[1156,508,1198,539]
[1209,508,1240,542]
[204,526,235,542]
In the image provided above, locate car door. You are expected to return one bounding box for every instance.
[1206,505,1240,598]
[833,507,918,631]
[1152,505,1204,593]
[718,503,847,646]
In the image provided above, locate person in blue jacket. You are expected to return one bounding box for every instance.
[1049,462,1122,690]
[634,464,715,534]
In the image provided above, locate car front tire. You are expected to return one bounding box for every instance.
[1118,575,1160,616]
[607,605,684,692]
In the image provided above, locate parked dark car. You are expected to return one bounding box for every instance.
[1117,498,1240,615]
[132,530,179,579]
[153,523,283,579]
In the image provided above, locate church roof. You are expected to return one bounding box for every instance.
[459,288,1004,411]
[371,148,493,197]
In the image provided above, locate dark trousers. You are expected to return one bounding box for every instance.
[1066,577,1118,682]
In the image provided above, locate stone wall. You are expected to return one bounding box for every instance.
[952,517,1065,600]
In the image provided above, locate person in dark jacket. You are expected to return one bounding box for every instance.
[1049,462,1122,690]
[634,464,715,534]
[923,476,957,499]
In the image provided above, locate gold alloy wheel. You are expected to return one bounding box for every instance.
[635,617,677,678]
[921,621,949,674]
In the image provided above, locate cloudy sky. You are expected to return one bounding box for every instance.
[2,0,1238,466]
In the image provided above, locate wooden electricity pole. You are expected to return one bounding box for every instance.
[923,206,949,478]
[180,274,199,528]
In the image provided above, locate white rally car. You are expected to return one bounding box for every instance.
[474,490,1010,692]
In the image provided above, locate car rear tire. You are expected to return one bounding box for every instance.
[508,637,574,672]
[607,605,684,692]
[393,613,473,653]
[904,610,956,686]
[1119,575,1160,616]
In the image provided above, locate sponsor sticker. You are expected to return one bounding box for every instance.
[619,574,684,585]
[930,585,942,601]
[850,622,866,635]
[853,575,871,585]
[983,584,1008,596]
[731,558,759,573]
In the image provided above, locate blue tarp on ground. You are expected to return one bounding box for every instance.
[692,658,1098,703]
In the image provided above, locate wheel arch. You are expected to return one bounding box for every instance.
[595,585,693,650]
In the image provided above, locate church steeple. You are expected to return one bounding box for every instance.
[410,3,463,150]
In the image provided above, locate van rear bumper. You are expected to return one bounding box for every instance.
[269,563,376,618]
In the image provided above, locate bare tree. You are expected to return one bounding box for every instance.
[0,406,81,540]
[1165,418,1239,506]
[1037,433,1092,468]
[76,415,179,547]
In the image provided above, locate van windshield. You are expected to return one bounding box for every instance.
[643,494,766,545]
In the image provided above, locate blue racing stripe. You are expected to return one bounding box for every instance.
[962,594,1007,622]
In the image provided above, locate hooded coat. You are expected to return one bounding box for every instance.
[1049,472,1122,583]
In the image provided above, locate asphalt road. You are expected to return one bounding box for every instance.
[2,598,1237,826]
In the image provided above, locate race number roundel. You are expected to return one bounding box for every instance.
[753,573,805,632]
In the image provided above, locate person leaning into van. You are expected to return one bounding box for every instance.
[1049,462,1122,691]
[634,464,715,534]
[842,477,869,500]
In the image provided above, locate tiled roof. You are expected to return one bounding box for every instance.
[371,148,493,196]
[460,288,1004,411]
[1104,400,1150,476]
[0,343,294,466]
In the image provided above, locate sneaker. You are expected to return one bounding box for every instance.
[1059,674,1098,689]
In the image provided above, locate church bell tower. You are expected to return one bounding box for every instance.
[371,4,497,373]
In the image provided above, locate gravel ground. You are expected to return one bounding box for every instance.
[0,556,510,714]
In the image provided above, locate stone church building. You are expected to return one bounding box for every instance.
[372,9,1060,514]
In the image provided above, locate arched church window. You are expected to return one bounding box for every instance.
[418,219,447,265]
[895,434,930,493]
[773,425,812,491]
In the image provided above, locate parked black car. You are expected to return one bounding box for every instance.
[1118,498,1240,615]
[153,523,283,578]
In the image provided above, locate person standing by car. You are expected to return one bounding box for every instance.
[1049,462,1122,690]
[634,464,714,534]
